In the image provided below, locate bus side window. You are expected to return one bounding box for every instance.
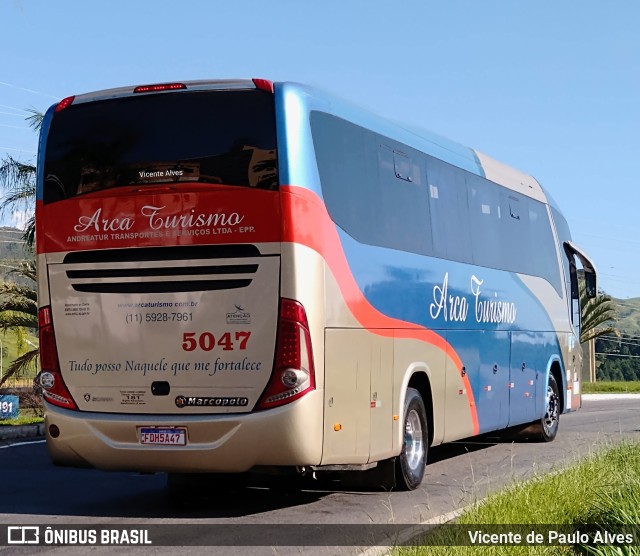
[377,144,432,256]
[466,174,503,270]
[426,157,471,263]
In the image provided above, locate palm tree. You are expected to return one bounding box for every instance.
[0,111,42,385]
[0,110,43,248]
[580,281,618,344]
[0,261,38,386]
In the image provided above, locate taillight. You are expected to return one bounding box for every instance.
[256,299,315,410]
[252,78,274,93]
[134,83,187,94]
[38,307,77,410]
[55,96,75,112]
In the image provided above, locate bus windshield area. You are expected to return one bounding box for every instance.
[43,89,278,204]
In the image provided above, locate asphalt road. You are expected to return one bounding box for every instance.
[1,395,639,555]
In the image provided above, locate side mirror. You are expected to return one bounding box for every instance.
[584,271,597,299]
[564,241,598,299]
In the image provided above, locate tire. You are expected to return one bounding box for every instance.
[520,374,560,442]
[394,387,428,490]
[539,374,560,441]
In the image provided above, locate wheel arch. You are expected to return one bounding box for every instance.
[403,368,434,449]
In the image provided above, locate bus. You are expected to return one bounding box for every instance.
[36,79,597,491]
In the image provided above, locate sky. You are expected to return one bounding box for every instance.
[1,0,639,298]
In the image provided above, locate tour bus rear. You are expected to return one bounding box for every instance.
[36,80,322,472]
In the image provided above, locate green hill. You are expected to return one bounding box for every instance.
[0,227,30,284]
[0,227,28,261]
[614,297,640,334]
[597,299,640,381]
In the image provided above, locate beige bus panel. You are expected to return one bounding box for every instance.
[322,329,394,465]
[322,256,476,459]
[46,253,280,414]
[37,253,50,306]
[369,334,395,460]
[45,389,325,472]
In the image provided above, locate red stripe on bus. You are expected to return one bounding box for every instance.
[281,185,479,434]
[36,187,281,254]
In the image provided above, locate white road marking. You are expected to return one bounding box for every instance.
[583,394,640,400]
[0,439,46,449]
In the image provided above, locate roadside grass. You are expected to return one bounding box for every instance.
[582,381,640,394]
[395,442,640,555]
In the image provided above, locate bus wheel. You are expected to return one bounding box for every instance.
[395,387,428,490]
[540,374,560,441]
[522,374,560,442]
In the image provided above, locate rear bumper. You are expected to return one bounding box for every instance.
[44,390,323,473]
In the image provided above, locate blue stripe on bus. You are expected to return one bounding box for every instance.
[334,227,565,430]
[335,227,552,332]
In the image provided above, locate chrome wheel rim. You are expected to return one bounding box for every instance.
[542,384,559,435]
[404,409,424,470]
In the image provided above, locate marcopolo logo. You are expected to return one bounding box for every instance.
[226,304,251,325]
[83,393,114,403]
[175,396,249,408]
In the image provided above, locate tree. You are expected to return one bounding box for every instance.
[0,110,43,248]
[0,261,38,386]
[580,281,618,344]
[0,111,42,385]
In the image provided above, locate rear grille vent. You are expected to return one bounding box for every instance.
[66,264,258,279]
[61,245,265,294]
[62,244,260,264]
[72,280,252,294]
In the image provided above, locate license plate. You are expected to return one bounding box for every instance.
[139,427,187,446]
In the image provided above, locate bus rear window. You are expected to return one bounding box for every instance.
[43,89,278,203]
